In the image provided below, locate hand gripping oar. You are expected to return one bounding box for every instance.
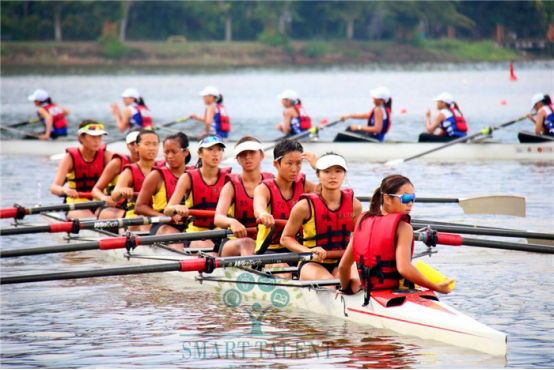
[0,250,344,285]
[414,230,554,254]
[0,216,172,236]
[357,195,525,217]
[0,201,105,220]
[385,115,528,166]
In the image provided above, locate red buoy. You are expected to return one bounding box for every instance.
[320,118,329,125]
[500,100,507,105]
[400,108,408,114]
[509,61,517,81]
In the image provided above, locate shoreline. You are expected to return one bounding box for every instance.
[1,40,542,67]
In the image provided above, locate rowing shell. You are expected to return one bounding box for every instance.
[38,212,507,356]
[2,138,553,162]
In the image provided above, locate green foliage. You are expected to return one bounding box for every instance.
[257,32,290,47]
[98,35,131,59]
[423,39,519,61]
[302,41,330,58]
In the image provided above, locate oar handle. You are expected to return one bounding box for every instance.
[256,218,288,227]
[0,207,20,219]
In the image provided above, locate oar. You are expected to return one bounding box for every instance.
[104,117,190,145]
[413,231,554,254]
[0,250,344,285]
[223,118,345,164]
[0,124,42,139]
[357,195,525,217]
[385,115,528,166]
[0,216,172,236]
[6,118,40,128]
[0,201,105,220]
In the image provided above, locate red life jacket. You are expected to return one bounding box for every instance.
[136,104,153,129]
[42,103,68,130]
[153,166,181,203]
[66,145,107,192]
[228,172,274,228]
[124,163,148,212]
[294,104,312,130]
[105,153,130,195]
[367,106,392,134]
[353,213,414,294]
[448,106,468,132]
[187,167,232,228]
[262,173,306,244]
[216,104,231,132]
[301,189,354,251]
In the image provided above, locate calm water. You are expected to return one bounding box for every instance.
[1,63,553,368]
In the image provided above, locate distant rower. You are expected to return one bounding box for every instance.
[111,88,153,132]
[420,92,468,142]
[276,89,312,137]
[521,93,554,142]
[28,88,70,140]
[50,120,112,219]
[190,86,231,138]
[337,87,392,142]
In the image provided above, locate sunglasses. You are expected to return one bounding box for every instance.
[385,193,416,204]
[79,123,104,132]
[199,135,223,145]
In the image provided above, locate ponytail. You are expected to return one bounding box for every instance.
[368,186,382,217]
[216,95,223,104]
[451,102,463,116]
[137,97,147,108]
[384,97,392,111]
[543,94,552,105]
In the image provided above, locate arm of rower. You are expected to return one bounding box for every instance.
[62,106,71,116]
[204,105,215,134]
[104,149,113,163]
[91,158,121,205]
[535,110,546,135]
[304,179,318,193]
[111,168,133,202]
[281,110,293,135]
[214,183,237,229]
[164,173,191,216]
[427,112,444,134]
[280,199,311,253]
[50,154,75,197]
[135,171,163,217]
[37,107,53,139]
[253,184,275,227]
[338,239,355,290]
[346,113,371,120]
[395,221,453,294]
[361,108,383,134]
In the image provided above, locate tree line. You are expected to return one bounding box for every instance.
[2,1,552,43]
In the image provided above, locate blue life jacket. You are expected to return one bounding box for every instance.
[542,104,554,134]
[367,106,390,142]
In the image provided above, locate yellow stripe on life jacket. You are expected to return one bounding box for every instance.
[152,181,168,213]
[254,204,287,253]
[65,170,93,204]
[302,200,339,265]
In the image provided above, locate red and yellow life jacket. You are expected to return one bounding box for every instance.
[187,167,232,228]
[66,145,107,192]
[105,153,130,195]
[228,172,274,230]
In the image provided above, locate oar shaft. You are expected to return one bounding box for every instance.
[412,222,554,241]
[0,240,105,258]
[0,201,106,219]
[357,196,458,203]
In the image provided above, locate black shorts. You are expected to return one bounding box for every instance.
[149,222,187,236]
[298,261,338,276]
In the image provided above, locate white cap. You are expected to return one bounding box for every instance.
[28,89,49,102]
[121,88,140,100]
[277,89,299,101]
[126,130,140,144]
[370,87,391,102]
[434,92,454,105]
[78,123,108,136]
[199,86,220,97]
[530,93,545,112]
[197,135,226,151]
[234,141,263,157]
[316,154,348,171]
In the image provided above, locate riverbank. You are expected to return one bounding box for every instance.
[1,39,531,66]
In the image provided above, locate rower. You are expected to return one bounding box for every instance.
[525,93,554,139]
[164,135,231,252]
[135,132,193,236]
[254,139,317,257]
[338,174,454,298]
[337,86,392,142]
[420,92,468,142]
[28,88,70,140]
[110,88,153,132]
[50,120,113,219]
[215,136,274,257]
[111,130,162,231]
[281,153,362,281]
[276,90,312,137]
[91,129,141,220]
[190,86,230,138]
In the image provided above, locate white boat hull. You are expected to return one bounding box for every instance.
[3,139,553,162]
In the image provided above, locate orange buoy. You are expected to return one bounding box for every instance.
[509,61,517,81]
[320,118,329,125]
[500,100,507,105]
[400,108,408,114]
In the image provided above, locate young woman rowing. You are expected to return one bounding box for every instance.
[338,174,454,297]
[111,130,162,231]
[215,136,273,257]
[164,135,231,252]
[253,139,317,256]
[111,88,153,132]
[190,86,231,138]
[420,92,468,142]
[527,93,554,137]
[28,88,70,140]
[338,87,392,142]
[135,132,193,236]
[50,120,113,219]
[276,90,312,137]
[92,129,141,220]
[281,153,362,281]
